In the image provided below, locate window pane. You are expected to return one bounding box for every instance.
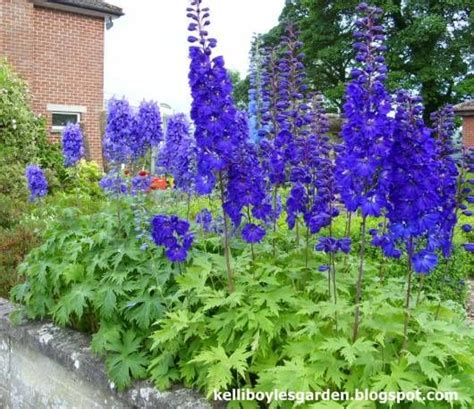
[52,113,79,127]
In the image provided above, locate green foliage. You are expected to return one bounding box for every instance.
[63,160,104,197]
[0,60,64,175]
[148,242,474,408]
[262,0,473,115]
[11,198,176,389]
[10,189,474,404]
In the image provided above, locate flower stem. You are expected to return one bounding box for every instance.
[305,227,310,269]
[402,239,414,351]
[218,172,235,293]
[352,216,367,343]
[186,192,191,220]
[344,212,352,272]
[246,208,256,262]
[272,186,278,258]
[416,274,425,306]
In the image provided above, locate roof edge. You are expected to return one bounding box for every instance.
[453,100,474,116]
[31,0,123,18]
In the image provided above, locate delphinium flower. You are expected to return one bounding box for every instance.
[255,46,286,241]
[258,46,281,144]
[187,0,237,195]
[157,113,196,193]
[99,171,128,196]
[25,164,48,202]
[430,105,459,257]
[151,215,194,262]
[223,111,268,240]
[384,91,442,269]
[131,170,152,195]
[187,0,268,290]
[61,123,85,167]
[266,25,312,194]
[103,98,135,164]
[248,35,265,144]
[133,100,163,160]
[335,3,393,342]
[241,223,266,244]
[382,91,444,349]
[277,24,313,231]
[289,93,339,235]
[308,94,348,301]
[195,208,213,233]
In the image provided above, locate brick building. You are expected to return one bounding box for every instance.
[0,0,123,164]
[454,100,474,148]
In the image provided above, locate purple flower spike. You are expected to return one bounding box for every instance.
[25,164,48,202]
[61,123,85,167]
[335,4,392,218]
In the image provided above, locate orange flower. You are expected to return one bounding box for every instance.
[150,177,167,190]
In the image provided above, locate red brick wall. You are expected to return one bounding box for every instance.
[0,0,35,81]
[0,0,105,165]
[462,116,474,148]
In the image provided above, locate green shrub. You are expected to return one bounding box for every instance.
[63,160,104,197]
[11,197,172,388]
[0,60,66,192]
[11,196,474,408]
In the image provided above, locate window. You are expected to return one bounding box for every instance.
[51,112,80,132]
[47,104,87,133]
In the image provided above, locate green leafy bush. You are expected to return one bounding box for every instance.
[147,244,474,408]
[11,196,474,408]
[11,198,175,388]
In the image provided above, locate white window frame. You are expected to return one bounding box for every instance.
[47,104,86,133]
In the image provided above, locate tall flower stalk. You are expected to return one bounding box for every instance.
[385,91,442,349]
[335,3,393,342]
[187,0,267,292]
[61,123,85,167]
[248,34,265,144]
[25,164,48,202]
[157,113,196,194]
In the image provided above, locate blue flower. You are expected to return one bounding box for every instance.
[195,208,213,233]
[61,123,84,167]
[241,223,266,244]
[462,224,473,233]
[151,214,194,263]
[335,5,392,218]
[25,165,48,202]
[463,243,474,253]
[412,251,438,274]
[157,113,196,193]
[135,100,163,150]
[131,173,151,195]
[99,171,127,196]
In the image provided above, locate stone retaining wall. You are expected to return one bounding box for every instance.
[0,298,214,409]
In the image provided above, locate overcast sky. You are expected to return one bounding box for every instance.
[104,0,285,113]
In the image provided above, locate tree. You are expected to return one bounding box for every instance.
[262,0,473,117]
[228,70,250,109]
